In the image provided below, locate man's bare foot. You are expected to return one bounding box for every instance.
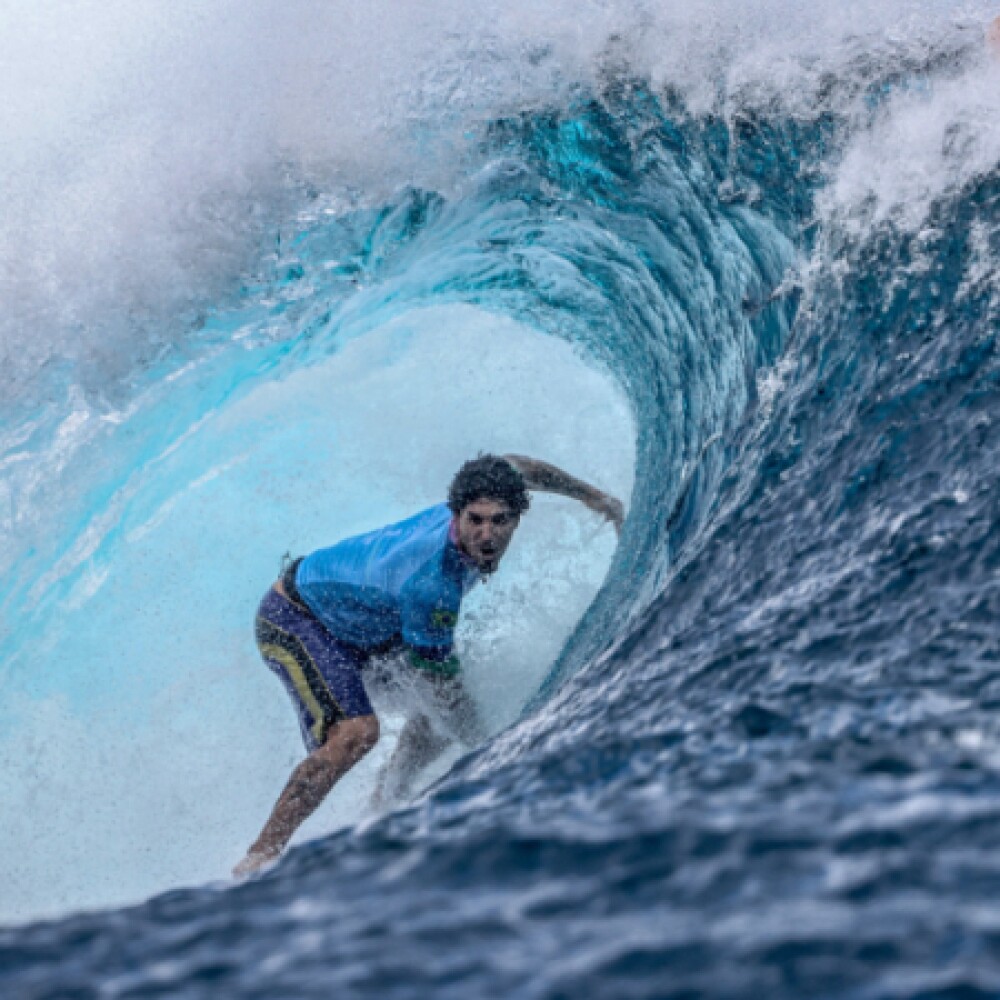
[232,849,279,879]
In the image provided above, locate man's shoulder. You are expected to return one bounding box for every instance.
[300,503,449,584]
[355,503,450,548]
[379,503,452,564]
[312,503,449,556]
[391,503,451,536]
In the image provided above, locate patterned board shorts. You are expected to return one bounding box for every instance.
[255,587,374,752]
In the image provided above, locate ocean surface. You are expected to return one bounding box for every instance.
[2,2,999,996]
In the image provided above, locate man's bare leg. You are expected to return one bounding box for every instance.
[234,714,379,877]
[370,713,451,810]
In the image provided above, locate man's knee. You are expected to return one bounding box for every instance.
[325,714,379,760]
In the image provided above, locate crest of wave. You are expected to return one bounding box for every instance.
[1,0,995,400]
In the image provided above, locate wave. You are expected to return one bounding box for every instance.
[2,2,1000,996]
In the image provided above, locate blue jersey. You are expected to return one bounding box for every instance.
[295,504,480,664]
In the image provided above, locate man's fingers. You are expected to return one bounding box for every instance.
[604,496,625,532]
[233,850,277,879]
[584,492,624,535]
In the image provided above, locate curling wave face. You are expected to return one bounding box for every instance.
[2,2,1000,996]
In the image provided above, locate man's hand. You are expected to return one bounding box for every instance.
[233,848,279,879]
[583,491,625,535]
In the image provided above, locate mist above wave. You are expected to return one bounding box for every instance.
[1,0,995,402]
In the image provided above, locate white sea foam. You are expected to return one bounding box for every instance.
[826,57,1000,232]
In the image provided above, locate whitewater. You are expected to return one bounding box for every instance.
[2,1,999,996]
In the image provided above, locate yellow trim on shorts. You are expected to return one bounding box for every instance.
[261,641,329,747]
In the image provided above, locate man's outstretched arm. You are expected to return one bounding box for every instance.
[504,454,625,534]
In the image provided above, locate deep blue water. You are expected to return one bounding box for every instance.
[2,55,1000,1000]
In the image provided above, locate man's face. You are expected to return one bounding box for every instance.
[454,499,520,575]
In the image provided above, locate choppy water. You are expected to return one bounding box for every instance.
[2,2,1000,996]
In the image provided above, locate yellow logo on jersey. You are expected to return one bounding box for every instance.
[431,609,458,629]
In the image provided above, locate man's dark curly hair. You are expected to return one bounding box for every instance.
[448,454,530,515]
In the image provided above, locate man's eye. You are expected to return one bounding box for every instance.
[492,515,510,526]
[470,515,483,525]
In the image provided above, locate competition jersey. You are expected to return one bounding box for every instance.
[295,504,480,663]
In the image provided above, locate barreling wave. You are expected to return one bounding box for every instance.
[2,4,1000,997]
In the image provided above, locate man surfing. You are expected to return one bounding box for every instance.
[234,453,623,876]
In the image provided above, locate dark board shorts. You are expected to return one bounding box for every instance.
[255,586,375,752]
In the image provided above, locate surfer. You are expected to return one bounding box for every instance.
[234,453,623,876]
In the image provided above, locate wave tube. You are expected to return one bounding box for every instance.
[0,301,633,922]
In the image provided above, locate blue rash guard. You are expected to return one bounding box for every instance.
[294,503,480,671]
